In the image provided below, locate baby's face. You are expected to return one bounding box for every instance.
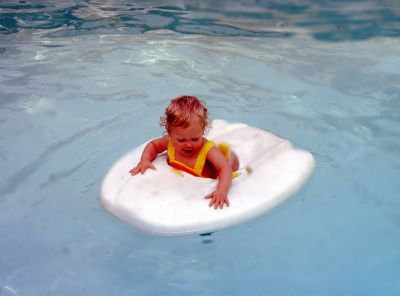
[169,116,205,158]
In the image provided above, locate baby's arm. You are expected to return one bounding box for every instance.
[129,135,168,175]
[204,147,233,209]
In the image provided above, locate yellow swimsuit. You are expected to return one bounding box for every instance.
[167,139,238,178]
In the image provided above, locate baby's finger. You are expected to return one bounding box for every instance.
[149,163,156,170]
[225,199,230,207]
[204,193,213,200]
[209,197,216,207]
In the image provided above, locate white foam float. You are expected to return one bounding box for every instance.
[100,119,315,236]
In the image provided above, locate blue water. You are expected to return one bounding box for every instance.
[1,1,400,295]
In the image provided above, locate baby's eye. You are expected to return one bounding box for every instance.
[177,139,185,142]
[191,138,200,141]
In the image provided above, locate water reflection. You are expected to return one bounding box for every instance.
[0,0,399,40]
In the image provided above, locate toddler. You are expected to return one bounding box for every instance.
[129,95,239,209]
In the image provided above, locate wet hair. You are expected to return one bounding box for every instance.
[160,95,211,133]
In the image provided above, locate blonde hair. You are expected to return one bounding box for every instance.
[160,95,210,133]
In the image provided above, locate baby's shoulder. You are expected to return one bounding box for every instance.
[151,135,169,151]
[203,140,219,156]
[203,137,214,144]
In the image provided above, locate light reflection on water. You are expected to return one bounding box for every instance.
[1,0,400,40]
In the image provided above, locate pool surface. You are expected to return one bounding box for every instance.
[1,1,400,295]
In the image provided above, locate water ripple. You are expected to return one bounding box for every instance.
[0,0,399,40]
[0,109,142,198]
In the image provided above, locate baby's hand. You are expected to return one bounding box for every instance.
[129,159,156,175]
[205,189,230,209]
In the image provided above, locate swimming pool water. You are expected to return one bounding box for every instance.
[1,1,400,295]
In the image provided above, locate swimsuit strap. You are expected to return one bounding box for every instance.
[193,141,216,174]
[167,138,216,177]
